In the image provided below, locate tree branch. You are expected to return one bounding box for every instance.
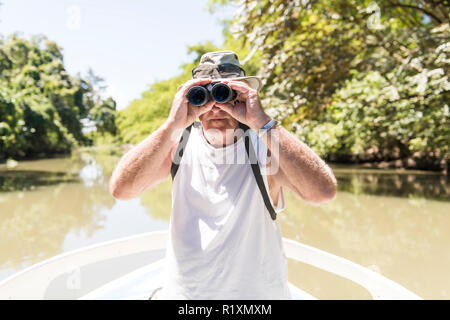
[384,1,443,24]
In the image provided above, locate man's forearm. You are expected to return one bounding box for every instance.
[259,124,337,203]
[109,121,178,200]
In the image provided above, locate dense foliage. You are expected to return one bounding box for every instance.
[6,1,442,171]
[0,34,116,160]
[117,0,449,171]
[209,0,449,170]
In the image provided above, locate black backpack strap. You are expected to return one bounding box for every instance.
[170,123,194,180]
[239,122,277,220]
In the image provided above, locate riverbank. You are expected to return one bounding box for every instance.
[327,148,449,176]
[2,143,449,176]
[336,156,448,175]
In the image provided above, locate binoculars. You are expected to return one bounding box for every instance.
[186,82,237,106]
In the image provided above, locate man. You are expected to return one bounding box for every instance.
[109,51,337,299]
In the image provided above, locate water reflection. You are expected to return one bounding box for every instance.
[0,150,115,270]
[0,170,79,192]
[0,149,449,299]
[280,191,450,299]
[334,166,450,201]
[140,178,172,221]
[0,181,114,269]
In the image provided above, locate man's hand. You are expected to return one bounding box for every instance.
[216,80,337,205]
[166,79,217,130]
[214,80,271,131]
[111,79,218,200]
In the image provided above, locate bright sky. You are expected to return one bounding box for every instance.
[0,0,235,110]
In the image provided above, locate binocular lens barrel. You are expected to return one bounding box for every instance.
[211,83,237,103]
[187,82,237,106]
[186,86,209,106]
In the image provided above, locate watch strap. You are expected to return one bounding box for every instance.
[258,119,278,138]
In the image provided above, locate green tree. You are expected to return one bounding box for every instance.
[0,34,117,159]
[116,41,218,144]
[208,0,450,171]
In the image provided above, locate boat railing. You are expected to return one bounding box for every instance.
[0,230,421,300]
[283,238,421,299]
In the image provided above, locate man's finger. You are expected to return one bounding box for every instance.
[224,80,251,90]
[222,80,253,99]
[195,100,215,117]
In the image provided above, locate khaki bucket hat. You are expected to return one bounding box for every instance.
[191,51,262,91]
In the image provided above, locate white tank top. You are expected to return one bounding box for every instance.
[157,121,291,299]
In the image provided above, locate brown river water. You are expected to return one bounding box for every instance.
[0,146,449,299]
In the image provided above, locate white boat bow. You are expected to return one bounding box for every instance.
[0,230,421,300]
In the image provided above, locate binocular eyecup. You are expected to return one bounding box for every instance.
[187,82,237,106]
